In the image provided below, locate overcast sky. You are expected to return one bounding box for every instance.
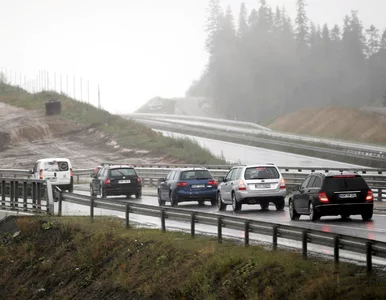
[0,0,385,113]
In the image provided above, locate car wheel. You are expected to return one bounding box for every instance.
[68,183,74,193]
[135,192,142,199]
[289,199,300,220]
[275,199,285,211]
[231,192,242,212]
[126,194,131,199]
[260,203,269,210]
[361,210,373,221]
[309,201,320,222]
[158,190,165,206]
[170,191,178,207]
[198,200,205,206]
[101,188,107,199]
[210,198,217,206]
[217,192,227,211]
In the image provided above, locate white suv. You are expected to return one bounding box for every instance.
[217,164,286,212]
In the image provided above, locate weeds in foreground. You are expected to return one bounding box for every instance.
[0,216,385,300]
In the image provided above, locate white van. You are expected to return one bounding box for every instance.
[30,158,74,192]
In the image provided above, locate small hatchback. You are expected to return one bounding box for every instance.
[217,164,286,212]
[289,172,374,221]
[90,164,142,199]
[157,167,217,206]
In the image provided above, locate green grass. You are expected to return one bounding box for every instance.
[0,216,385,300]
[0,82,225,164]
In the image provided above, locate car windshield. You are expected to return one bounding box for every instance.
[180,170,212,180]
[110,168,137,177]
[244,167,279,180]
[323,176,368,190]
[43,161,68,172]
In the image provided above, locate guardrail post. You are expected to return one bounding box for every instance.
[10,180,15,210]
[161,209,166,232]
[272,225,278,250]
[302,230,308,259]
[14,180,19,209]
[37,182,41,212]
[125,204,130,229]
[366,242,372,273]
[46,181,54,215]
[23,182,28,211]
[77,175,80,184]
[32,182,37,210]
[58,190,63,216]
[378,189,382,201]
[217,217,222,244]
[334,235,340,265]
[191,212,195,238]
[1,180,5,209]
[244,221,250,247]
[90,196,94,223]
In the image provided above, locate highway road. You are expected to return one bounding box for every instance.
[133,115,386,154]
[157,130,363,168]
[56,189,386,266]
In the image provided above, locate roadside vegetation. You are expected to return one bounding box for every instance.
[0,216,385,300]
[0,82,225,164]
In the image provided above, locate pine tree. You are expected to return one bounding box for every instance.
[379,28,386,51]
[238,3,249,38]
[205,0,223,55]
[295,0,309,50]
[365,25,380,58]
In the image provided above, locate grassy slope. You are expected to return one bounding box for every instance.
[268,107,386,145]
[0,83,225,164]
[0,217,385,300]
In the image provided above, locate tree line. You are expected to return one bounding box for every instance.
[187,0,386,124]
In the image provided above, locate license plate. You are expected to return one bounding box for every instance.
[119,180,131,184]
[255,184,270,188]
[192,184,205,188]
[339,193,356,199]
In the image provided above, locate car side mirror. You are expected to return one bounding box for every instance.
[218,176,225,183]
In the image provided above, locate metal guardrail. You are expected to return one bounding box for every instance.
[0,178,54,214]
[129,113,386,159]
[2,166,386,201]
[57,190,386,272]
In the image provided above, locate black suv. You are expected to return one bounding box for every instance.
[289,172,373,221]
[90,164,142,199]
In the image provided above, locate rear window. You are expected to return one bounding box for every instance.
[244,167,279,180]
[180,170,213,180]
[110,168,137,177]
[43,161,69,172]
[323,176,369,190]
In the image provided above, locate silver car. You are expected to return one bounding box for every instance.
[217,164,286,212]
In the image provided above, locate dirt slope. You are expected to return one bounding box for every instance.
[268,107,386,145]
[0,102,159,169]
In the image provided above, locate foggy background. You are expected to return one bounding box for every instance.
[0,0,384,114]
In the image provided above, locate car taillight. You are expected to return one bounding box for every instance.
[366,190,374,201]
[318,192,329,203]
[280,178,286,189]
[177,182,188,187]
[70,168,73,177]
[239,180,246,191]
[208,180,217,186]
[138,177,142,184]
[39,169,43,179]
[104,178,111,184]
